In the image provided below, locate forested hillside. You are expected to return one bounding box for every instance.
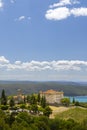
[0,81,87,96]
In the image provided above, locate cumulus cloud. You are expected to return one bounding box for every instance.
[0,56,9,64]
[45,0,87,20]
[15,61,21,65]
[45,7,70,20]
[71,8,87,17]
[0,56,87,80]
[0,56,87,72]
[45,7,87,20]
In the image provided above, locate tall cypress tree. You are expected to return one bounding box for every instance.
[37,93,41,103]
[9,97,15,107]
[1,89,7,105]
[41,96,46,108]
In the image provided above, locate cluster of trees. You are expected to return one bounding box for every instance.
[0,89,52,117]
[0,109,87,130]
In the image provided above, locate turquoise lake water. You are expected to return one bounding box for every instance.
[68,96,87,103]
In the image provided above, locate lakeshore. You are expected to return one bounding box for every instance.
[68,96,87,103]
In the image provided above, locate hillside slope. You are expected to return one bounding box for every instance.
[0,81,87,96]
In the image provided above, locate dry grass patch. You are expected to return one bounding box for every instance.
[55,107,87,122]
[50,106,73,118]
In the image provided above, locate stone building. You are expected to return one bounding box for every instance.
[13,89,25,104]
[40,89,64,104]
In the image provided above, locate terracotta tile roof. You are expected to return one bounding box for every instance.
[41,89,63,94]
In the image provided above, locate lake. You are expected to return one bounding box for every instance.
[68,96,87,103]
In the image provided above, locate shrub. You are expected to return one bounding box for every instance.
[0,105,8,110]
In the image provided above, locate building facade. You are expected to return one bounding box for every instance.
[40,89,64,104]
[13,89,25,104]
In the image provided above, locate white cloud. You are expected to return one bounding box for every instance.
[50,0,79,8]
[46,0,87,20]
[15,61,21,65]
[0,58,87,71]
[15,16,31,22]
[50,0,71,8]
[18,16,25,21]
[71,7,87,17]
[45,7,70,20]
[0,56,9,64]
[0,0,3,9]
[0,56,87,81]
[45,7,87,20]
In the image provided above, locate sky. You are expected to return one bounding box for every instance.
[0,0,87,81]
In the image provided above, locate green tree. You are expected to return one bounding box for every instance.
[20,104,26,111]
[37,93,41,103]
[16,112,33,124]
[30,94,37,105]
[35,121,50,130]
[30,104,38,114]
[26,95,31,103]
[0,118,10,130]
[1,89,7,105]
[0,109,6,118]
[0,110,10,129]
[43,106,52,117]
[34,116,50,130]
[61,98,70,106]
[75,101,80,106]
[5,113,15,126]
[0,105,8,110]
[41,96,47,108]
[72,97,75,104]
[9,97,15,108]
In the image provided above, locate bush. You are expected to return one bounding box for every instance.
[0,105,8,110]
[43,106,52,117]
[61,98,70,106]
[75,101,80,106]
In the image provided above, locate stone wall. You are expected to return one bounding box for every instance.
[40,89,64,104]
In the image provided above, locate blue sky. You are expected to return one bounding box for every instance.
[0,0,87,81]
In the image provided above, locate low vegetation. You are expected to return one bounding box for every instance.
[0,109,87,130]
[55,107,87,123]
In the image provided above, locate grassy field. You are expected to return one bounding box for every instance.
[54,107,87,122]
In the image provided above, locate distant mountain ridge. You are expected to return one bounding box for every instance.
[0,81,87,96]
